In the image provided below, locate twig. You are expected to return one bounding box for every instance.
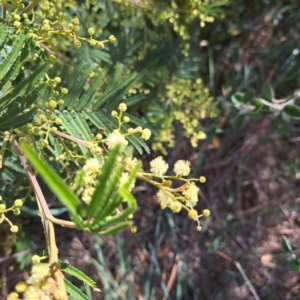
[11,135,77,263]
[0,249,34,263]
[216,250,260,300]
[45,127,88,146]
[162,254,182,300]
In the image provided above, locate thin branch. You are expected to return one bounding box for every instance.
[162,254,182,300]
[216,250,260,300]
[0,248,34,263]
[44,127,89,146]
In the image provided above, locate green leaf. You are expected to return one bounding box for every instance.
[65,64,98,109]
[262,83,274,102]
[283,104,300,119]
[288,254,299,272]
[99,221,133,236]
[59,260,97,289]
[20,143,82,216]
[0,24,8,52]
[0,31,27,81]
[243,91,254,103]
[54,111,89,155]
[125,94,145,106]
[10,0,18,8]
[0,63,49,110]
[294,219,300,228]
[281,236,292,252]
[232,114,244,130]
[87,145,121,218]
[249,99,262,115]
[64,278,90,300]
[95,164,139,227]
[231,93,243,105]
[0,107,36,130]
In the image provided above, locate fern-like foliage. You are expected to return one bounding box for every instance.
[0,25,49,205]
[44,63,150,154]
[0,26,48,131]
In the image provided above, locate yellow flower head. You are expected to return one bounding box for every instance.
[182,182,199,208]
[141,128,151,140]
[105,132,128,150]
[83,158,101,175]
[169,201,182,213]
[188,209,198,220]
[199,176,206,183]
[174,160,191,176]
[157,190,172,207]
[118,103,127,112]
[202,209,210,217]
[150,156,168,176]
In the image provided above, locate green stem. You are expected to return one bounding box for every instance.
[20,0,42,15]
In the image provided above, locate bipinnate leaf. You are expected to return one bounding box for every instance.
[20,143,82,216]
[86,152,139,234]
[59,260,98,289]
[0,30,27,81]
[99,221,133,236]
[64,278,90,300]
[87,145,121,218]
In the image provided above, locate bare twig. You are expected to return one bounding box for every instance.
[44,127,89,146]
[162,254,182,300]
[0,249,34,263]
[216,250,260,300]
[11,135,76,264]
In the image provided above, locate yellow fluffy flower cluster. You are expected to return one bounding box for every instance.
[152,77,217,154]
[139,156,209,230]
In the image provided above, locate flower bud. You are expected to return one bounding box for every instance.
[61,87,68,94]
[202,209,210,217]
[97,42,104,49]
[13,209,21,215]
[54,77,61,83]
[72,18,79,25]
[109,35,116,42]
[41,139,49,147]
[118,103,127,112]
[88,27,95,35]
[74,40,81,49]
[10,225,18,233]
[14,199,23,207]
[32,255,41,264]
[199,176,206,183]
[55,118,62,125]
[13,21,21,28]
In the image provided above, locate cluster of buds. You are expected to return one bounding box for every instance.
[138,157,210,231]
[109,103,152,145]
[8,5,116,57]
[26,75,68,149]
[0,197,23,233]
